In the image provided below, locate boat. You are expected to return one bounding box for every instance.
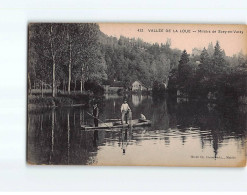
[81,119,151,130]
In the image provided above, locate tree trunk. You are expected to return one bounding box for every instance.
[41,81,44,97]
[74,80,76,92]
[81,79,83,93]
[50,25,56,98]
[81,67,84,93]
[52,59,56,98]
[68,41,72,94]
[63,80,65,94]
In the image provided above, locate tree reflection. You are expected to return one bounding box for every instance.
[27,96,246,164]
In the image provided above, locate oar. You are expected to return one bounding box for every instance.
[86,111,112,129]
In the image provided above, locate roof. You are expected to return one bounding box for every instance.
[132,80,149,88]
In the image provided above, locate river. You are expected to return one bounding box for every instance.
[27,94,246,166]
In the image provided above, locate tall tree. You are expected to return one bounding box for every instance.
[177,50,192,93]
[207,42,214,57]
[29,23,66,97]
[212,41,226,74]
[199,47,211,75]
[49,24,56,97]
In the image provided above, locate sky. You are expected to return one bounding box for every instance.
[99,23,247,56]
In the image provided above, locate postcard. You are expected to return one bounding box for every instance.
[27,23,247,166]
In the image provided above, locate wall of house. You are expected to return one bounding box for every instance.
[132,81,142,91]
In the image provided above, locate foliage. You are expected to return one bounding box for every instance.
[152,80,166,98]
[99,33,181,88]
[84,80,104,96]
[29,23,107,96]
[168,41,247,101]
[29,25,247,103]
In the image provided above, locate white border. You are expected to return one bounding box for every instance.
[0,0,246,192]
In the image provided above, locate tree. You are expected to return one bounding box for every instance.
[167,68,178,93]
[177,50,192,94]
[207,42,214,57]
[49,24,56,97]
[78,24,107,91]
[28,23,107,96]
[238,50,247,67]
[212,41,227,74]
[29,23,66,97]
[198,47,211,75]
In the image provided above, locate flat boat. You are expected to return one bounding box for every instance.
[81,119,151,130]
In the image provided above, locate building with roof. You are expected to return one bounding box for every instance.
[131,80,151,92]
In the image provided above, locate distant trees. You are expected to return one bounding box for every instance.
[168,41,247,101]
[99,34,180,90]
[207,42,214,57]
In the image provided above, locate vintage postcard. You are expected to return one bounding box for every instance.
[27,23,247,166]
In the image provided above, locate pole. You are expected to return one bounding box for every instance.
[86,111,112,129]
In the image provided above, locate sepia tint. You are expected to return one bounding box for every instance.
[27,23,247,166]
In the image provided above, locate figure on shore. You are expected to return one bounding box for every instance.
[92,103,99,127]
[121,99,131,124]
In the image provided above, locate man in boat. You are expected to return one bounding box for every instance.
[140,113,146,120]
[121,99,131,124]
[92,103,99,127]
[138,113,147,122]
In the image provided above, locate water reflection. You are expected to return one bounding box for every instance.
[119,128,133,155]
[132,94,148,107]
[27,95,246,166]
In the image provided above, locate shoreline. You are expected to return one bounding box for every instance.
[28,93,92,109]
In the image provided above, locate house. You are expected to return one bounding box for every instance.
[131,80,150,92]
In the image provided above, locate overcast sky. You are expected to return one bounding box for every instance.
[99,23,247,56]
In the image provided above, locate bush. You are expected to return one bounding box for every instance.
[152,81,166,98]
[84,80,104,95]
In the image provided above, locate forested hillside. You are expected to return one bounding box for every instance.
[28,23,247,101]
[28,23,182,94]
[99,32,181,88]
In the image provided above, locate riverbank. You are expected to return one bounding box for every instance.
[28,92,92,109]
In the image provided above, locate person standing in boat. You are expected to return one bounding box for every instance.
[92,103,99,127]
[121,99,131,124]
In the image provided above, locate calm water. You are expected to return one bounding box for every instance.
[27,95,246,166]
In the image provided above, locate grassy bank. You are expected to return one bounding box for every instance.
[28,92,92,108]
